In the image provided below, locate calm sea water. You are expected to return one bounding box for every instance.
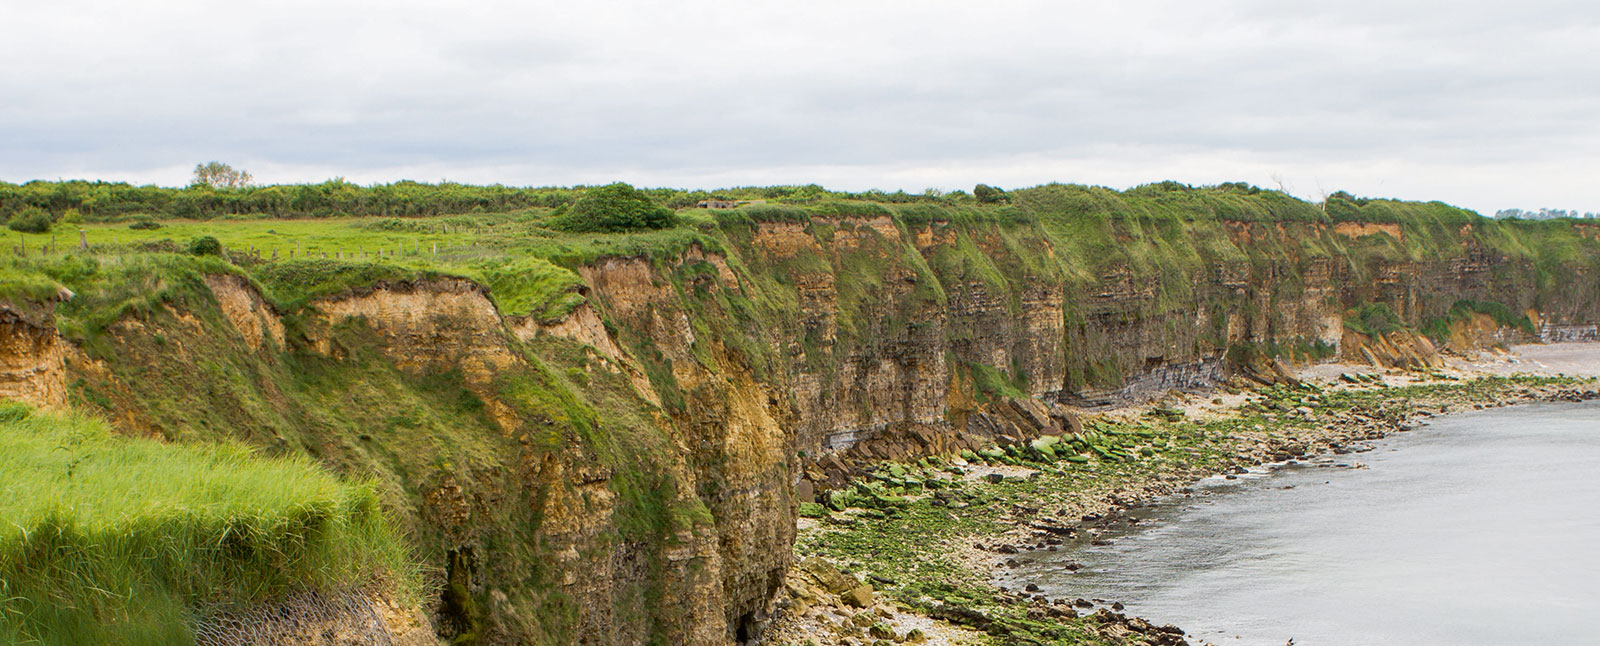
[1006,401,1600,646]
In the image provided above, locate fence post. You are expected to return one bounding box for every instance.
[79,229,88,251]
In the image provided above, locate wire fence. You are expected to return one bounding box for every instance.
[192,589,396,646]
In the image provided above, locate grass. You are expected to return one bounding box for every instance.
[0,404,418,646]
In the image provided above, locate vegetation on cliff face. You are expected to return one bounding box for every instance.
[2,179,1600,644]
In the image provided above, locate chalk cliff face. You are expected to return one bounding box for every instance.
[0,308,68,410]
[6,201,1600,645]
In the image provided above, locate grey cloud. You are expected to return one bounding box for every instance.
[2,0,1598,213]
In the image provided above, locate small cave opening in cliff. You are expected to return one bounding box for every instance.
[735,612,757,643]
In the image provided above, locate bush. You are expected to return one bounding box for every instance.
[553,182,676,233]
[6,207,52,233]
[1345,302,1405,337]
[129,218,163,230]
[973,183,1009,204]
[186,235,222,256]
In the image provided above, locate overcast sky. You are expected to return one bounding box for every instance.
[4,0,1597,214]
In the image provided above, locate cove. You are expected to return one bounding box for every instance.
[1004,401,1600,645]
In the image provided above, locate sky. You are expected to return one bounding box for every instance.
[3,0,1597,215]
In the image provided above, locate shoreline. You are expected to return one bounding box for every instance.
[770,347,1600,646]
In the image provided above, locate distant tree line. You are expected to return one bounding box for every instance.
[5,170,1472,230]
[1494,208,1600,220]
[0,174,1000,223]
[0,178,582,221]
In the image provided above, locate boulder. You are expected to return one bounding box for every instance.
[1007,397,1055,431]
[799,559,861,595]
[795,478,815,503]
[841,584,875,608]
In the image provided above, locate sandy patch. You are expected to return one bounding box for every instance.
[1461,343,1600,378]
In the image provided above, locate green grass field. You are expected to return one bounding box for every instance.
[0,404,418,646]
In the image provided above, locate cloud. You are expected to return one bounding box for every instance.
[3,0,1597,214]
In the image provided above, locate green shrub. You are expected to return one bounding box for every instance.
[186,235,222,256]
[6,207,52,233]
[554,182,676,233]
[128,218,163,230]
[973,183,1008,204]
[1345,302,1406,337]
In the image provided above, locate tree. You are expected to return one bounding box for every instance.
[973,183,1008,204]
[6,207,52,233]
[191,162,254,190]
[553,182,676,233]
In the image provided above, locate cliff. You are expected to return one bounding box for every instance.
[3,182,1599,644]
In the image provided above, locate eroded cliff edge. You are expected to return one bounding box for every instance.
[4,186,1600,644]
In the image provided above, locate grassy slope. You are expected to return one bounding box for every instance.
[0,246,713,643]
[0,404,416,646]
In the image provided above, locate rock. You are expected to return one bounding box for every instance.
[1089,608,1119,623]
[1004,397,1053,430]
[796,478,815,503]
[798,502,829,518]
[904,628,927,643]
[841,584,875,608]
[801,558,862,595]
[868,622,895,639]
[929,603,991,629]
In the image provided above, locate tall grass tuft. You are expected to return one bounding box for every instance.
[0,404,419,646]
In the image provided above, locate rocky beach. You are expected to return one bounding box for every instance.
[769,345,1600,646]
